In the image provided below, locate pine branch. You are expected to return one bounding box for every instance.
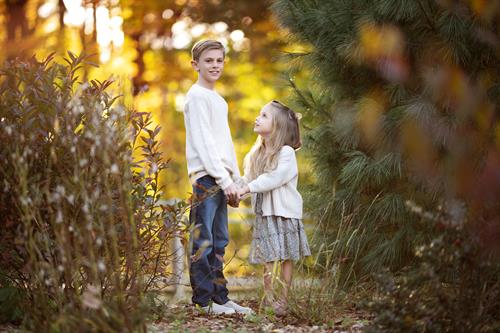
[417,0,437,31]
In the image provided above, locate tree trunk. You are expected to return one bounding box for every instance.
[6,0,29,40]
[130,32,146,96]
[58,0,65,30]
[92,0,97,44]
[5,0,29,59]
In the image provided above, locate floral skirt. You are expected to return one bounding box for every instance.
[248,214,311,264]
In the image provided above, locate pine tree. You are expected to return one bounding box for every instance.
[271,0,500,284]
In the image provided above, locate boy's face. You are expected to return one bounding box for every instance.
[254,103,274,137]
[191,48,225,84]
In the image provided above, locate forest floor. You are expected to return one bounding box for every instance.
[147,277,369,332]
[0,278,369,332]
[0,304,367,333]
[148,299,368,333]
[0,299,368,333]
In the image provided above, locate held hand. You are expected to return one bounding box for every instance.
[228,197,240,208]
[237,184,250,199]
[224,183,240,207]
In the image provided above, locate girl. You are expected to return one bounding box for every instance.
[238,100,311,315]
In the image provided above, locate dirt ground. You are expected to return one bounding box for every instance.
[148,300,367,333]
[0,300,366,333]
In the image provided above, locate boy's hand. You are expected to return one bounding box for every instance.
[224,183,239,207]
[228,197,240,208]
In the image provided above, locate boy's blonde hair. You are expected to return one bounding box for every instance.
[244,100,301,181]
[191,40,225,61]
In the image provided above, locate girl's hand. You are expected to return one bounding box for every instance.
[238,184,250,199]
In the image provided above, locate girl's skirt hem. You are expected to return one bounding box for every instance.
[248,214,311,265]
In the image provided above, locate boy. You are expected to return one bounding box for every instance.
[183,40,253,315]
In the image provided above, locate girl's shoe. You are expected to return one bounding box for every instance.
[262,293,275,307]
[272,300,288,316]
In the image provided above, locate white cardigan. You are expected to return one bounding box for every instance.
[244,146,303,219]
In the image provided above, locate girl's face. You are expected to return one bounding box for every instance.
[254,103,274,137]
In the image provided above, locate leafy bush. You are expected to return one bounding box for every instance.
[0,53,187,332]
[0,274,24,324]
[365,226,500,333]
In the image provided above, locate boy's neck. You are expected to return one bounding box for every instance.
[196,77,215,90]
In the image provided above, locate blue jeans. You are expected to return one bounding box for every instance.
[189,176,230,307]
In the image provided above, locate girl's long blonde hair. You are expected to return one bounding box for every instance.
[244,100,301,181]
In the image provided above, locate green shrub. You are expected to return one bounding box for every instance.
[272,0,499,288]
[365,226,500,333]
[0,53,187,332]
[0,273,24,324]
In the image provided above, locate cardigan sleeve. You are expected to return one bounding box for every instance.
[185,95,233,189]
[247,146,297,193]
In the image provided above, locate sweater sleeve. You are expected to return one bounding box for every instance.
[186,95,233,189]
[247,146,297,193]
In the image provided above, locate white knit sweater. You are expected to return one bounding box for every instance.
[244,146,303,219]
[183,84,240,189]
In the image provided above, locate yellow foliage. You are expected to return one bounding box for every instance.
[356,91,387,145]
[359,22,404,60]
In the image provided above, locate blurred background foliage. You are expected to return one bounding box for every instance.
[0,0,307,280]
[0,0,299,199]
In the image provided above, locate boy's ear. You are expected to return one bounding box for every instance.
[191,60,199,72]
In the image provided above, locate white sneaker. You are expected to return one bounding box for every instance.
[200,302,235,315]
[220,300,255,315]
